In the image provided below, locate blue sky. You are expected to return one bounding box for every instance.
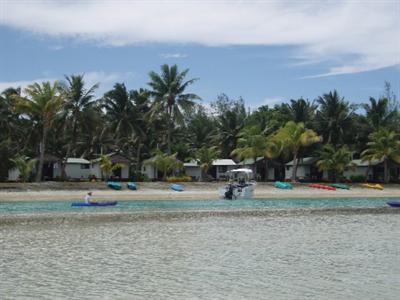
[0,1,399,108]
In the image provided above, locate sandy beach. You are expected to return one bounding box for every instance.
[0,182,399,202]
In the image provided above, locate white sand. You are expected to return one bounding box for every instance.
[0,182,399,202]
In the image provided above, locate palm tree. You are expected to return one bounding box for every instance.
[363,97,396,129]
[231,125,269,175]
[361,129,400,183]
[103,83,136,141]
[144,151,183,180]
[316,144,354,182]
[10,156,37,182]
[15,82,64,181]
[99,155,125,181]
[281,98,316,126]
[148,64,200,154]
[62,74,99,156]
[273,121,321,181]
[316,90,353,145]
[195,146,220,181]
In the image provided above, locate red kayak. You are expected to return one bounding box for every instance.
[308,184,336,191]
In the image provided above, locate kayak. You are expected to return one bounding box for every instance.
[361,183,383,190]
[71,201,118,207]
[127,182,137,190]
[387,200,400,208]
[331,183,350,190]
[107,181,122,190]
[308,183,336,191]
[170,184,184,192]
[274,181,293,189]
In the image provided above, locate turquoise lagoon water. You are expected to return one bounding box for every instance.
[0,197,394,214]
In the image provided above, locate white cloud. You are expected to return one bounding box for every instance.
[262,97,285,107]
[0,71,135,95]
[1,1,399,76]
[159,53,188,59]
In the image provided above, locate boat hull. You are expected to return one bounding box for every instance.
[71,201,118,207]
[387,201,400,208]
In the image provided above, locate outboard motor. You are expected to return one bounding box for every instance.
[224,184,234,200]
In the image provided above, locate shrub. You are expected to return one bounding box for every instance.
[166,175,192,182]
[350,175,366,183]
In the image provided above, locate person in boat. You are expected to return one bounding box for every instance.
[84,192,97,204]
[225,183,234,200]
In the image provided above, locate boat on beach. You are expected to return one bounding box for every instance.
[219,168,256,200]
[274,181,293,189]
[107,181,122,190]
[361,183,384,190]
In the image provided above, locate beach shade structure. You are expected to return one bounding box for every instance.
[330,183,350,190]
[127,182,137,190]
[274,181,293,189]
[170,184,184,192]
[107,181,122,190]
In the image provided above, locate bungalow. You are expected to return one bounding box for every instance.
[53,158,91,180]
[238,157,284,181]
[344,159,400,182]
[8,153,59,181]
[91,153,130,180]
[285,157,327,181]
[184,160,201,180]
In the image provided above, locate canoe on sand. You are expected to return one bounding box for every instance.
[361,183,383,190]
[308,184,336,191]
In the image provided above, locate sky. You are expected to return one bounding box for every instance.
[0,0,399,109]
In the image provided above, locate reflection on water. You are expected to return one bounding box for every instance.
[1,211,399,299]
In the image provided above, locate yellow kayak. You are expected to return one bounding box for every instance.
[361,183,384,190]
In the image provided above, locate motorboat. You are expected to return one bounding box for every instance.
[219,168,256,199]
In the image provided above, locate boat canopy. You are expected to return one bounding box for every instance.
[230,168,253,174]
[227,168,254,180]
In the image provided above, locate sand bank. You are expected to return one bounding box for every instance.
[0,182,399,202]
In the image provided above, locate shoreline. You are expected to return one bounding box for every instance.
[0,182,399,202]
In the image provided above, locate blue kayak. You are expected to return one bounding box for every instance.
[107,181,122,190]
[170,184,184,192]
[127,182,137,190]
[387,200,400,208]
[71,201,118,207]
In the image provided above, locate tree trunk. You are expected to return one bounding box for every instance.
[292,151,298,182]
[35,127,47,182]
[264,158,268,181]
[365,164,371,182]
[384,158,388,183]
[167,107,172,154]
[136,144,142,173]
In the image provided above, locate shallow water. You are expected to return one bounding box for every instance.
[0,197,394,215]
[1,206,399,299]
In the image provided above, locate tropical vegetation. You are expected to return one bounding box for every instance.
[1,64,399,183]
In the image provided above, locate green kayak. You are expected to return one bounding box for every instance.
[330,183,350,190]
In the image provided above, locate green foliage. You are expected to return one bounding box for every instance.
[166,175,192,182]
[316,144,354,182]
[99,155,126,180]
[195,146,220,181]
[362,129,400,183]
[144,151,183,180]
[10,156,37,182]
[350,175,366,183]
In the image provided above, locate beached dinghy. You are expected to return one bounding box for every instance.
[274,181,293,189]
[331,183,350,190]
[361,183,383,190]
[170,184,184,192]
[387,200,400,208]
[308,183,336,191]
[127,182,137,190]
[71,201,118,207]
[219,168,256,200]
[107,181,122,190]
